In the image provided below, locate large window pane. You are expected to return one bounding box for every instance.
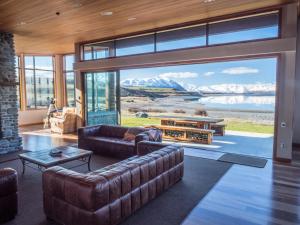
[63,54,76,106]
[34,56,53,70]
[116,34,154,56]
[15,56,20,108]
[208,12,279,45]
[85,72,118,125]
[24,56,55,109]
[35,70,54,108]
[83,41,115,60]
[66,72,75,107]
[157,25,206,51]
[24,56,34,69]
[65,55,74,71]
[25,69,35,109]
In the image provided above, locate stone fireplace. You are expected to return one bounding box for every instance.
[0,32,22,154]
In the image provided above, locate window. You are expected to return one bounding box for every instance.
[15,56,20,108]
[116,34,155,56]
[208,12,279,45]
[63,55,76,107]
[156,25,206,51]
[83,41,115,60]
[24,56,54,109]
[81,11,280,60]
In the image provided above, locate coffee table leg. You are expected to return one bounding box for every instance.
[88,155,92,171]
[21,159,25,175]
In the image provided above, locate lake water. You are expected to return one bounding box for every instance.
[197,95,275,112]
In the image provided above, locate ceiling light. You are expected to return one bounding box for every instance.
[17,21,26,26]
[203,0,215,3]
[100,11,113,16]
[127,17,136,21]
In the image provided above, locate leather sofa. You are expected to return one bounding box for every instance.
[78,125,162,159]
[0,168,18,223]
[43,141,184,225]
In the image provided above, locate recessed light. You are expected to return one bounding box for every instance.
[17,21,26,26]
[204,0,215,3]
[100,11,113,16]
[128,17,136,21]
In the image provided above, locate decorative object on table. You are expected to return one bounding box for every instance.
[49,148,62,157]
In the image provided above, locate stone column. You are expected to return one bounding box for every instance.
[0,32,22,154]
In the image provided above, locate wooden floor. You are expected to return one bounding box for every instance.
[17,125,300,225]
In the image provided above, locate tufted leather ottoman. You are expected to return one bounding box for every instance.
[0,168,18,223]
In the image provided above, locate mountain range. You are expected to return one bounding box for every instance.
[121,78,186,91]
[121,78,275,95]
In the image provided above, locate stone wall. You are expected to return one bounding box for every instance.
[0,32,22,154]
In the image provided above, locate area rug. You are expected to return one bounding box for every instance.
[218,153,267,168]
[1,155,231,225]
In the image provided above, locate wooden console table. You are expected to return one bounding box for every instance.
[160,117,225,136]
[148,125,215,144]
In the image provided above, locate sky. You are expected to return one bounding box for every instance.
[120,57,277,87]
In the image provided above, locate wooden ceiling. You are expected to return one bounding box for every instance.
[0,0,296,54]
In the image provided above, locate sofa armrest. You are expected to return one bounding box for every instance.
[43,166,109,212]
[137,141,169,156]
[78,125,102,138]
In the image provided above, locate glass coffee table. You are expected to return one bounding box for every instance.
[19,146,92,174]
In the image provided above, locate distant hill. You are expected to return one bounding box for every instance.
[121,78,186,91]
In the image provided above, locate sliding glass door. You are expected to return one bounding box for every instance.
[85,71,119,126]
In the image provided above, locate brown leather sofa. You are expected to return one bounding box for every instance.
[78,125,162,159]
[0,168,18,223]
[43,141,184,225]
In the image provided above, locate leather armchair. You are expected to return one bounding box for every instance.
[0,168,18,223]
[50,107,77,134]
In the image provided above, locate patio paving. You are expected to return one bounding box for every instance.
[164,130,273,159]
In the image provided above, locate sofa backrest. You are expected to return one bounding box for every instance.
[98,125,149,139]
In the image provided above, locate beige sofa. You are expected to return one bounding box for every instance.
[50,107,77,134]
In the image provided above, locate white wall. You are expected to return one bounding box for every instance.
[293,16,300,144]
[18,109,47,126]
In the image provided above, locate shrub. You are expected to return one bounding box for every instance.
[145,108,167,113]
[173,109,186,114]
[128,107,140,113]
[194,108,208,116]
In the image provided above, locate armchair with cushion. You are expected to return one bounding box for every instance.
[50,107,77,134]
[78,125,162,159]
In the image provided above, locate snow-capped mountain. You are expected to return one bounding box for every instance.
[121,78,186,91]
[183,83,275,95]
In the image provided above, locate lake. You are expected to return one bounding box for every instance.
[198,95,275,112]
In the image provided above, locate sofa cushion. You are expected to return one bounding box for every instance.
[143,129,162,142]
[87,136,135,146]
[123,127,148,141]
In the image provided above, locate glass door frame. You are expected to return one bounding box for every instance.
[83,70,121,126]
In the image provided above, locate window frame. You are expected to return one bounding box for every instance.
[63,54,76,107]
[24,55,55,109]
[80,10,281,61]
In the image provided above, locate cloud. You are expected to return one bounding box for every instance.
[222,67,259,75]
[158,72,198,79]
[203,71,215,76]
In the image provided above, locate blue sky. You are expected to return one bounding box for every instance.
[120,57,277,86]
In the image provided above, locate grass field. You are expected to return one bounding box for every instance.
[121,116,274,134]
